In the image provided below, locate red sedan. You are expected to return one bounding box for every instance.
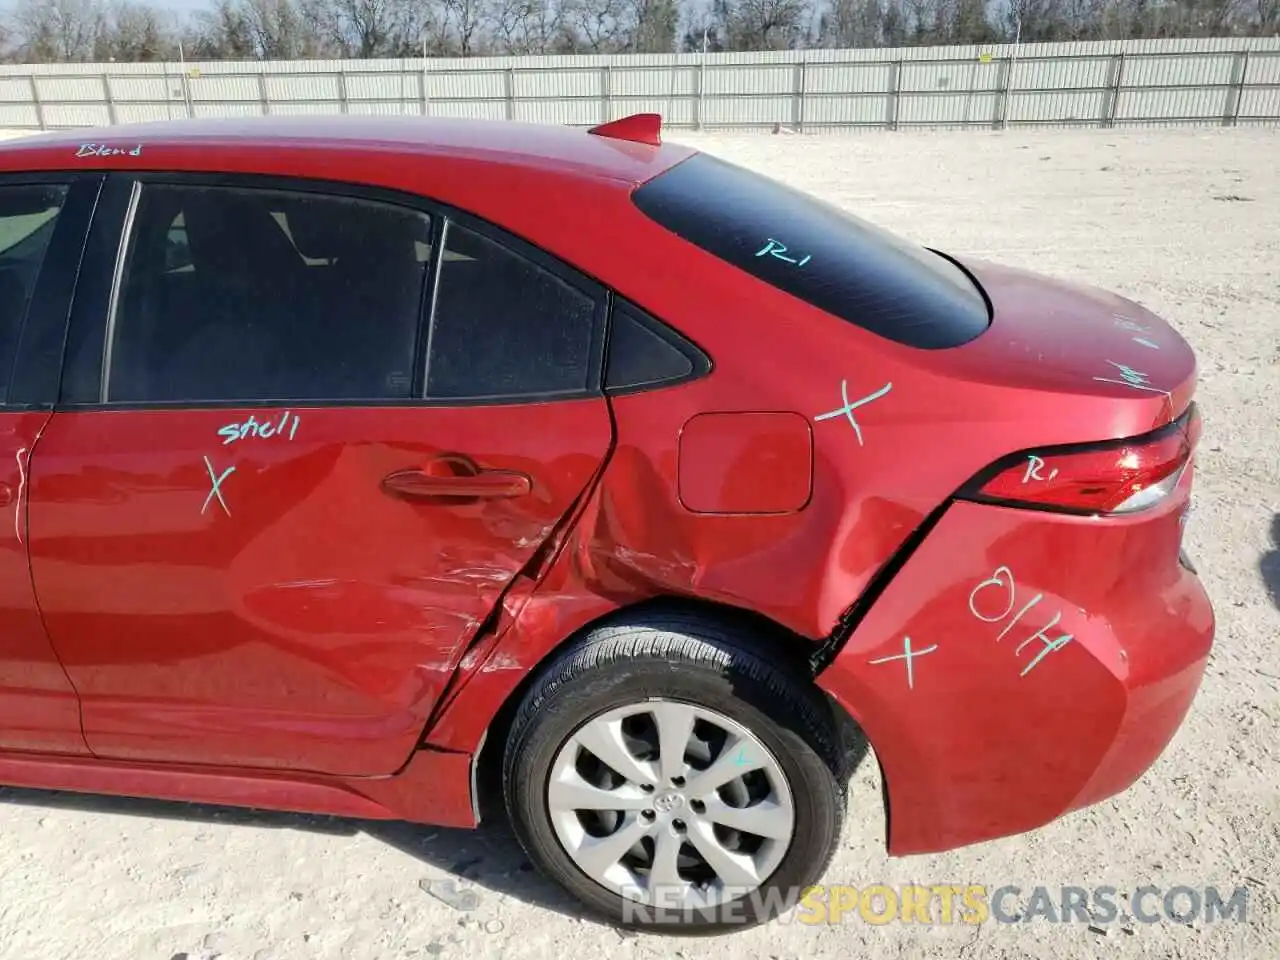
[0,113,1213,933]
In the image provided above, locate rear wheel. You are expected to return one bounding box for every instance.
[501,611,847,934]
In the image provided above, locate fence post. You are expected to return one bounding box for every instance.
[1225,49,1250,126]
[792,58,807,133]
[1105,52,1125,127]
[338,69,349,114]
[258,71,270,115]
[995,55,1014,129]
[962,52,980,127]
[504,67,515,121]
[420,64,429,115]
[601,63,612,123]
[888,60,901,131]
[28,76,46,131]
[695,59,705,131]
[102,73,118,126]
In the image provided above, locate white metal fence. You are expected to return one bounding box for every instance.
[1,37,1277,133]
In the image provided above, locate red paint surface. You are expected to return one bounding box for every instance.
[0,117,1213,855]
[587,113,664,146]
[0,744,476,827]
[0,411,89,755]
[678,411,813,514]
[816,483,1211,854]
[28,402,610,775]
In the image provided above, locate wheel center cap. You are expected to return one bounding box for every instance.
[653,792,684,813]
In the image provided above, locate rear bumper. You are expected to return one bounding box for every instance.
[816,498,1213,855]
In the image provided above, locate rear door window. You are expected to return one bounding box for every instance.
[631,153,990,349]
[105,182,432,403]
[604,299,710,395]
[425,220,602,401]
[0,183,67,400]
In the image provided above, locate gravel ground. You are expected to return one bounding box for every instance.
[0,125,1277,960]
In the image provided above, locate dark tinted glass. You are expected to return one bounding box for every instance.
[426,221,596,400]
[107,183,432,402]
[0,184,67,400]
[605,301,703,393]
[631,153,990,349]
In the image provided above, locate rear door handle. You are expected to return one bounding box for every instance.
[381,465,531,501]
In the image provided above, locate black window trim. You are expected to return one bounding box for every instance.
[602,295,712,397]
[56,169,611,412]
[0,171,103,411]
[98,177,141,404]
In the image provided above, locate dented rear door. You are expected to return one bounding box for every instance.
[28,175,613,777]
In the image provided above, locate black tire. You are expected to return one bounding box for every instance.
[501,608,848,935]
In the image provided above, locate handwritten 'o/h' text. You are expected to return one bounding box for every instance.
[968,565,1074,676]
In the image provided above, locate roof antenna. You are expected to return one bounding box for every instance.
[586,113,662,147]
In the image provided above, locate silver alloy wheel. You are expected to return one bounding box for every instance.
[546,698,796,911]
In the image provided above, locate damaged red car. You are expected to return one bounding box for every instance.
[0,112,1213,933]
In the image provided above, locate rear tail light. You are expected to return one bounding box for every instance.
[961,405,1200,516]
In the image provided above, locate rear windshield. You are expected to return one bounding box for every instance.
[631,153,990,349]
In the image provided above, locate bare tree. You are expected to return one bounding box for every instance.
[567,0,633,49]
[304,0,428,56]
[3,0,1275,62]
[185,0,257,57]
[819,0,888,47]
[712,0,812,50]
[95,0,175,61]
[439,0,489,54]
[12,0,104,61]
[490,0,573,53]
[1248,0,1280,32]
[628,0,680,49]
[237,0,320,57]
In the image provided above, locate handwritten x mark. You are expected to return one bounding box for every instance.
[814,380,893,446]
[868,635,938,691]
[202,456,235,517]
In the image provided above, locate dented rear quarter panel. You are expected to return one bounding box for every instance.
[423,218,1200,761]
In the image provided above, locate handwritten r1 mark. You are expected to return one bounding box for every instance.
[202,457,235,517]
[1023,454,1059,483]
[814,380,892,446]
[755,238,811,267]
[868,636,938,691]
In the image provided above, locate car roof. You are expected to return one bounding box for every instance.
[0,114,697,186]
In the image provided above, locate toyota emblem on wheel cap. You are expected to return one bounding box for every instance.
[653,793,684,813]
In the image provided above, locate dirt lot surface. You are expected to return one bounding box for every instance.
[0,125,1277,960]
